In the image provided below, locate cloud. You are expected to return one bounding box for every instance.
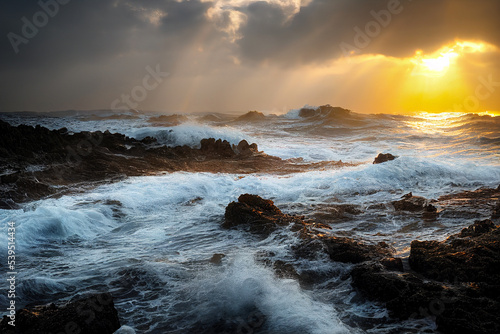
[0,0,499,112]
[236,0,500,66]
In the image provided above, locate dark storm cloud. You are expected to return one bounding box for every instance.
[0,0,499,112]
[237,0,500,65]
[0,0,214,70]
[0,0,219,111]
[4,0,496,72]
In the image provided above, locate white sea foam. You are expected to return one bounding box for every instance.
[182,254,353,333]
[125,123,251,147]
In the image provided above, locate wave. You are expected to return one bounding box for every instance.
[0,201,116,248]
[125,123,251,147]
[175,254,352,333]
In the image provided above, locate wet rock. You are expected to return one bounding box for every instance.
[0,293,121,334]
[380,257,404,271]
[223,194,299,235]
[436,291,500,334]
[0,173,19,184]
[392,192,436,212]
[234,140,259,156]
[209,253,226,265]
[492,200,500,221]
[351,220,500,334]
[321,237,392,264]
[351,262,445,319]
[409,219,500,284]
[311,204,362,222]
[225,194,391,263]
[351,261,500,334]
[272,260,300,280]
[373,153,397,164]
[199,138,236,158]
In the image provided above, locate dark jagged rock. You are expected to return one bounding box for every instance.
[380,257,404,271]
[234,140,259,156]
[373,153,397,164]
[491,200,500,221]
[224,194,391,263]
[321,237,392,264]
[223,194,500,333]
[409,219,500,284]
[436,291,500,334]
[352,220,500,334]
[223,194,300,235]
[200,138,236,158]
[272,260,300,280]
[351,262,445,319]
[392,192,437,212]
[0,293,120,334]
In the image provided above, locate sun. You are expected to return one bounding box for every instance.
[409,41,495,78]
[421,51,459,72]
[411,49,459,77]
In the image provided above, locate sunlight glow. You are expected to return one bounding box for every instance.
[403,112,468,135]
[421,50,458,72]
[411,49,459,77]
[410,41,495,78]
[479,111,500,117]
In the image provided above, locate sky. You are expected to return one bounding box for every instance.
[1,0,500,114]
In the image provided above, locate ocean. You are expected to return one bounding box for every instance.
[0,108,499,333]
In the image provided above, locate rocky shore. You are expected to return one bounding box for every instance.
[0,120,351,209]
[223,188,500,334]
[2,119,499,333]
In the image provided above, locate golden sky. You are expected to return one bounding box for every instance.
[1,0,499,114]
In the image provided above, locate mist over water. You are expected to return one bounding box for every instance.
[0,109,498,333]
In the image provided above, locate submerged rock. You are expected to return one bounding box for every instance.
[373,153,397,164]
[392,192,437,212]
[209,253,226,265]
[0,293,121,334]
